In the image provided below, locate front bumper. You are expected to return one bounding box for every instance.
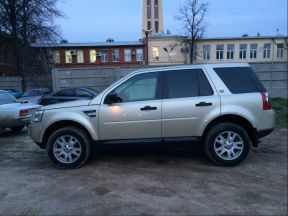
[28,122,45,149]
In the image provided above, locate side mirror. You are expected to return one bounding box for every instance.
[104,93,122,105]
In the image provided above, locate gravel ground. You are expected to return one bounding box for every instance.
[0,128,287,216]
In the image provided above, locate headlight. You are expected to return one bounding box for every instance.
[32,110,44,122]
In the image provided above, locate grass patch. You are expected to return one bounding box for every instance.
[271,98,288,128]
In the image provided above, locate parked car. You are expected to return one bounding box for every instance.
[29,63,275,169]
[40,87,98,106]
[1,89,23,98]
[18,88,51,104]
[0,90,41,134]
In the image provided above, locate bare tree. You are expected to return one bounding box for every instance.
[176,0,208,64]
[0,0,63,90]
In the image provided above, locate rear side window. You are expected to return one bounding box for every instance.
[214,67,266,94]
[164,69,214,99]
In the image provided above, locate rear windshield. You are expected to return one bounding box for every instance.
[0,92,17,105]
[214,67,266,94]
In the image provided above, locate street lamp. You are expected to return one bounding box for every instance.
[143,29,154,65]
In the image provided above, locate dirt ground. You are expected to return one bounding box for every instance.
[0,128,287,216]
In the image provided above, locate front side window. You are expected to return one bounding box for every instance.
[90,50,97,63]
[250,44,258,59]
[152,46,160,60]
[277,43,284,58]
[111,72,159,103]
[216,45,224,60]
[136,49,143,62]
[53,50,60,64]
[65,51,72,64]
[113,50,120,62]
[124,49,131,62]
[227,44,234,60]
[239,44,247,59]
[77,50,84,63]
[101,51,108,62]
[263,43,271,59]
[203,45,210,61]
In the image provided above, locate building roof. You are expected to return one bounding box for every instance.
[31,41,145,48]
[149,33,287,41]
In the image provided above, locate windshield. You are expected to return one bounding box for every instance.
[0,92,17,105]
[23,90,42,97]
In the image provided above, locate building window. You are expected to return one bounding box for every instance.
[101,51,108,62]
[155,0,158,6]
[203,45,210,61]
[227,44,235,60]
[136,49,143,62]
[90,50,97,63]
[147,21,151,30]
[250,44,258,59]
[154,0,159,19]
[0,46,2,63]
[263,43,271,59]
[155,21,159,33]
[147,0,151,19]
[152,46,160,60]
[65,51,72,64]
[216,45,224,60]
[239,44,247,59]
[113,49,120,62]
[77,50,84,63]
[124,49,131,62]
[52,50,60,64]
[277,43,284,58]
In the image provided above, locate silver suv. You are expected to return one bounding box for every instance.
[29,63,275,169]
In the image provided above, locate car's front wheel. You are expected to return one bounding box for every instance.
[204,123,250,166]
[47,127,91,169]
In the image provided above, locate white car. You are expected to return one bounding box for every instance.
[0,90,41,134]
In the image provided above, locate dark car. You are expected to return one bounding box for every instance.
[40,87,98,106]
[1,89,23,98]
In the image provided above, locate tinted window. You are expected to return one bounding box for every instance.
[198,71,214,96]
[0,92,16,105]
[112,72,159,102]
[56,89,75,97]
[214,67,266,94]
[75,89,92,97]
[165,69,200,99]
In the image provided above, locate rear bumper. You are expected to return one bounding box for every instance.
[256,128,274,139]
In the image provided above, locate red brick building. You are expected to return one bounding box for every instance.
[0,32,17,75]
[32,41,146,68]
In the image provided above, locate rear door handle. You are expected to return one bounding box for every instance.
[140,106,157,111]
[196,102,213,107]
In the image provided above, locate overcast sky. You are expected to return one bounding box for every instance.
[55,0,287,42]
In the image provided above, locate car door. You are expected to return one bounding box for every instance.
[99,72,162,142]
[162,68,220,139]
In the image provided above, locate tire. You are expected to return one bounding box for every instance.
[47,127,91,169]
[204,123,250,166]
[10,125,25,133]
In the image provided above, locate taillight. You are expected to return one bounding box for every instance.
[39,96,44,105]
[261,92,272,110]
[19,109,29,117]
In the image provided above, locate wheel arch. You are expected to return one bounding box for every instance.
[203,114,257,146]
[42,120,93,149]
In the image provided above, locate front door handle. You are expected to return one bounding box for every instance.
[140,106,157,111]
[196,102,213,107]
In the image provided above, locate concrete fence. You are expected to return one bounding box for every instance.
[0,63,287,98]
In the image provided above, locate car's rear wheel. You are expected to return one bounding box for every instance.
[204,123,250,166]
[47,127,91,169]
[10,125,25,133]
